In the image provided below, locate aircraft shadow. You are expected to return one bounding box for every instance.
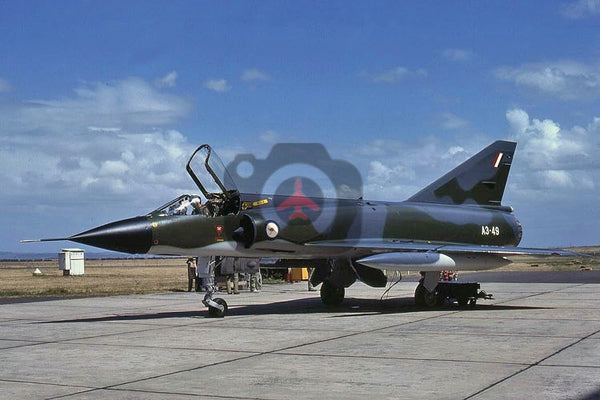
[227,296,550,317]
[579,388,600,400]
[38,296,550,324]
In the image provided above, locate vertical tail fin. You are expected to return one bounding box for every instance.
[407,140,516,206]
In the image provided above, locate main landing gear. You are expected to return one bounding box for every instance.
[415,272,492,308]
[320,281,345,306]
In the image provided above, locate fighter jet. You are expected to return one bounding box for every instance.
[23,141,576,316]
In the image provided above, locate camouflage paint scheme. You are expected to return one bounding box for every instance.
[25,141,575,305]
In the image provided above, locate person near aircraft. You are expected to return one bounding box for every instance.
[222,257,239,294]
[245,258,261,292]
[186,257,197,292]
[189,197,202,215]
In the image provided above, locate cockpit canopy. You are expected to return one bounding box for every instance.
[187,145,238,201]
[150,145,241,218]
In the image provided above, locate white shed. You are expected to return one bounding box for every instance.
[59,248,85,276]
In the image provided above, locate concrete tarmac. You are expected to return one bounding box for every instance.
[1,281,600,399]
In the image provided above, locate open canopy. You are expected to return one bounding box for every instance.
[184,144,240,216]
[186,144,239,201]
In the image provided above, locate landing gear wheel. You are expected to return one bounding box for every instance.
[320,281,345,306]
[423,291,438,308]
[436,292,445,306]
[414,284,425,306]
[208,298,228,318]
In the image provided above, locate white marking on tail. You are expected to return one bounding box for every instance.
[493,152,503,168]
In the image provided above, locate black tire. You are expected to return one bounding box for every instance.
[320,281,345,306]
[414,284,425,306]
[208,298,228,318]
[436,292,446,307]
[424,290,438,308]
[468,299,477,309]
[457,296,469,307]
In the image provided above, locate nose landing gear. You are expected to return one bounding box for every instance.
[202,286,228,317]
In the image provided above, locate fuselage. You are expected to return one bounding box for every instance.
[72,193,521,261]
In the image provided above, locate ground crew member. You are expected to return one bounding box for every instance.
[246,258,261,292]
[227,272,239,294]
[186,257,197,292]
[222,257,239,294]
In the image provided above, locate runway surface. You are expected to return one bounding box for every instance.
[1,280,600,399]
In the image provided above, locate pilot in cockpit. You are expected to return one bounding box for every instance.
[172,196,204,216]
[191,196,213,217]
[190,197,202,214]
[171,195,216,217]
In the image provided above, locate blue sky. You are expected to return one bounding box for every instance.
[1,1,599,253]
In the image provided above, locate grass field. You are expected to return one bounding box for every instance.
[0,258,189,297]
[0,247,597,298]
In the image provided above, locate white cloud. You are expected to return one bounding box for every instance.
[440,112,469,130]
[505,108,530,135]
[363,160,416,200]
[241,69,270,82]
[1,130,193,206]
[204,79,231,93]
[506,108,597,192]
[99,160,130,176]
[371,67,427,83]
[506,108,584,165]
[442,48,474,62]
[541,170,574,187]
[562,0,600,18]
[5,77,192,134]
[347,137,486,201]
[154,71,178,88]
[445,146,466,159]
[0,77,195,212]
[368,160,415,184]
[88,126,121,133]
[495,60,600,100]
[0,78,11,93]
[259,130,281,143]
[347,111,599,216]
[351,109,600,204]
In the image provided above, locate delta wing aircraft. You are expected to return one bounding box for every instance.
[24,141,576,316]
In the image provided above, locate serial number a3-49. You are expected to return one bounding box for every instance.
[481,226,500,236]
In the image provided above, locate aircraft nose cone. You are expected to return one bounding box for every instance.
[69,216,152,254]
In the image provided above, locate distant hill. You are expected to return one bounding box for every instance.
[568,246,600,256]
[0,252,57,261]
